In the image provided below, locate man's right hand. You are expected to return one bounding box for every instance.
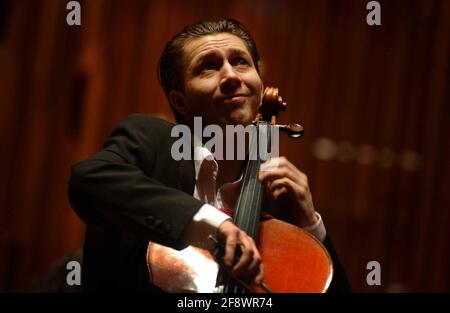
[217,220,264,285]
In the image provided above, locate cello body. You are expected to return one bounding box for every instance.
[147,218,333,293]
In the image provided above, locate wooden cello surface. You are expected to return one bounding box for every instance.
[255,219,332,292]
[146,218,332,293]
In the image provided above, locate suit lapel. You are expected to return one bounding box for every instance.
[177,159,196,195]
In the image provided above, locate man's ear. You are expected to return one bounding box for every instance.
[169,90,189,116]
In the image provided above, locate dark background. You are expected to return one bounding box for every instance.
[0,0,449,292]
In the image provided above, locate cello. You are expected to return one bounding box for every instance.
[146,87,333,293]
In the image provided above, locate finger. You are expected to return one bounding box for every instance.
[260,166,306,186]
[267,177,289,191]
[246,242,262,276]
[272,186,289,199]
[265,170,308,187]
[263,179,272,193]
[261,157,291,171]
[269,177,309,198]
[254,263,264,285]
[224,231,238,267]
[277,156,298,172]
[232,235,254,275]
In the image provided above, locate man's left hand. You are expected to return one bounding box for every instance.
[258,156,318,228]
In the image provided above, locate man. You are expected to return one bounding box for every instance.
[68,19,350,292]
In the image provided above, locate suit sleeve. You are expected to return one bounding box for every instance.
[68,114,203,249]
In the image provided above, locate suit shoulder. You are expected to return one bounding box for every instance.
[117,114,175,134]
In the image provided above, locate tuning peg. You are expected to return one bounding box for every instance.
[276,123,304,138]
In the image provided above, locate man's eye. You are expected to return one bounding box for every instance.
[202,62,219,70]
[236,58,248,66]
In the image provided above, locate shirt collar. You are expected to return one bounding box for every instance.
[193,145,217,180]
[193,143,243,185]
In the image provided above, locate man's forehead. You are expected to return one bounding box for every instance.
[183,34,249,62]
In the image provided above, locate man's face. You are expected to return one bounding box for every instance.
[171,33,263,127]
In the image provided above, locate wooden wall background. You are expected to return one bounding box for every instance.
[0,0,449,292]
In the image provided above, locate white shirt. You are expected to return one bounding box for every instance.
[184,146,327,250]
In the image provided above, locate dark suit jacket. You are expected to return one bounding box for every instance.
[68,114,351,292]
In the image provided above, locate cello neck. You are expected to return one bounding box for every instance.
[232,122,272,240]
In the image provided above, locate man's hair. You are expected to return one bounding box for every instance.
[157,19,261,123]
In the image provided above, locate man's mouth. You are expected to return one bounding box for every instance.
[220,94,248,104]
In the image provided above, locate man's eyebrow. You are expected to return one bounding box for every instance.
[192,48,250,66]
[227,48,250,56]
[193,51,219,65]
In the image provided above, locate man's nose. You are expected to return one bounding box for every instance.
[220,63,241,94]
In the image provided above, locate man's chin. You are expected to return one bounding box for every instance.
[223,110,256,126]
[221,117,253,127]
